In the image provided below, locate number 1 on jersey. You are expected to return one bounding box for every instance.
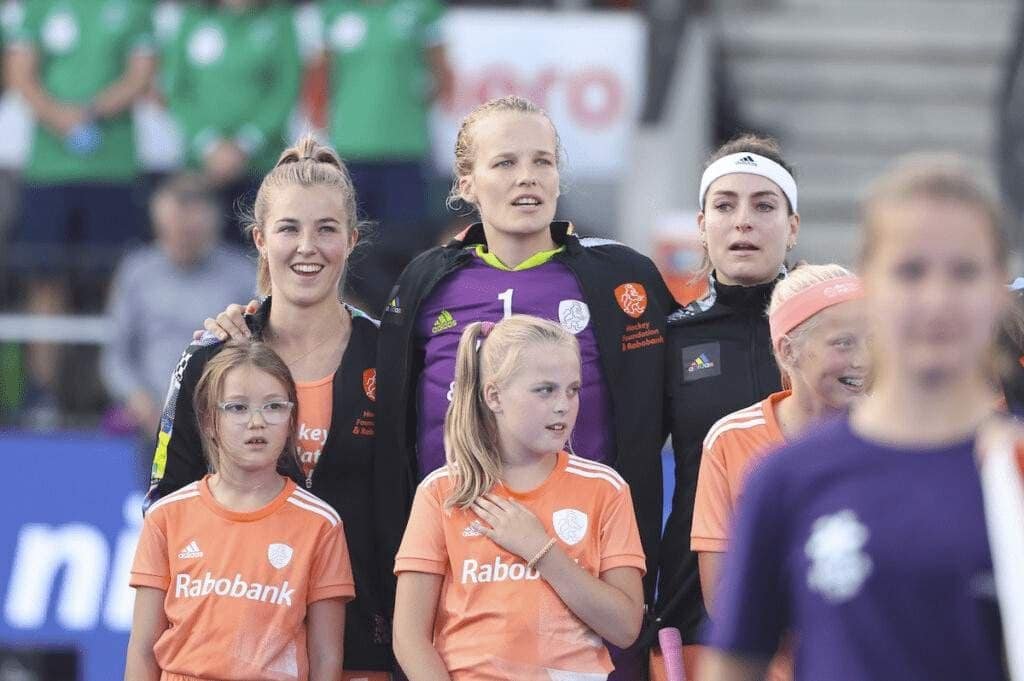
[498,288,514,319]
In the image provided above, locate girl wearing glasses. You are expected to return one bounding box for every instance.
[144,136,391,677]
[126,341,354,680]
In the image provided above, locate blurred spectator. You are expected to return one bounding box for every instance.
[3,0,156,426]
[317,0,453,312]
[160,0,302,243]
[100,173,255,441]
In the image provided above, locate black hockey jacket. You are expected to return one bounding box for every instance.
[653,273,784,644]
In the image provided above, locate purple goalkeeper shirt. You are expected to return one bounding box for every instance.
[413,246,615,477]
[710,417,1007,681]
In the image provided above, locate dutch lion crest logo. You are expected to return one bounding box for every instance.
[268,543,293,569]
[614,283,648,319]
[558,300,591,335]
[552,509,588,546]
[362,368,377,402]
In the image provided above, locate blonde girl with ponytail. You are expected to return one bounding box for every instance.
[393,315,646,680]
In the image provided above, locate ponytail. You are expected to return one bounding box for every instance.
[443,316,580,509]
[444,322,502,509]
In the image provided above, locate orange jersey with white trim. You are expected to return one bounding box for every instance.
[131,476,355,681]
[691,391,788,553]
[395,451,646,681]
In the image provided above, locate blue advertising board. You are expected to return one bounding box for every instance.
[0,431,145,681]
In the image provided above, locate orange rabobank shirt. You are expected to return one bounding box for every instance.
[691,391,789,553]
[395,451,646,681]
[131,476,355,681]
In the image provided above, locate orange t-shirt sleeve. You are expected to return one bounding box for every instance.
[598,485,647,575]
[130,513,171,591]
[691,441,733,553]
[308,522,356,604]
[394,481,448,576]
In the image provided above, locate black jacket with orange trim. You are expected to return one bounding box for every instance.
[373,221,678,609]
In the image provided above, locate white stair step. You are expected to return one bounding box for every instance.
[741,100,994,151]
[731,59,1001,102]
[719,15,1014,62]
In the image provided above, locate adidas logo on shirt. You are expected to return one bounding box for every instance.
[432,310,457,334]
[178,541,203,559]
[462,521,486,537]
[687,353,716,373]
[175,572,295,606]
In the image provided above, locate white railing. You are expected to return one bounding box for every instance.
[0,314,112,344]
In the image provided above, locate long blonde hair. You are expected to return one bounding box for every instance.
[444,315,580,509]
[768,263,857,389]
[245,135,361,297]
[193,341,300,474]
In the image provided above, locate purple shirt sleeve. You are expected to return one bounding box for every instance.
[707,454,791,658]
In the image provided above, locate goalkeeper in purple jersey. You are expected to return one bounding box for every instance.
[374,96,677,679]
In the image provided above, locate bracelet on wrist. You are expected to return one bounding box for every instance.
[527,537,557,570]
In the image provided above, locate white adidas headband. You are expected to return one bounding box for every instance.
[699,152,798,212]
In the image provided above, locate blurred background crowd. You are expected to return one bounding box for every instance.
[0,0,1021,677]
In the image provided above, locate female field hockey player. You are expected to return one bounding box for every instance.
[392,316,646,680]
[701,155,1014,681]
[146,137,391,676]
[126,342,353,680]
[656,135,800,670]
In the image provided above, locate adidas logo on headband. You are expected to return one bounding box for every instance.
[699,152,799,212]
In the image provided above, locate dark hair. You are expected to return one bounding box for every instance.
[692,133,797,281]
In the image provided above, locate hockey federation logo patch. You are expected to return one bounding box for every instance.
[362,368,376,402]
[558,300,591,334]
[615,283,648,319]
[552,509,588,546]
[268,543,293,569]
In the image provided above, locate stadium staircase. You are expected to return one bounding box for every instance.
[716,0,1019,263]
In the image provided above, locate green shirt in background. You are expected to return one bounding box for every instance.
[320,0,443,161]
[162,2,301,174]
[6,0,154,183]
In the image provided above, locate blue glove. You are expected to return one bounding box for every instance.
[65,121,102,156]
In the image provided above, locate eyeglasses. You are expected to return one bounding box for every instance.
[217,401,294,425]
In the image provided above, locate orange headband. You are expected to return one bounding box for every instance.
[769,276,863,351]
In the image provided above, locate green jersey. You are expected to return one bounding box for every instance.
[320,0,443,161]
[6,0,154,183]
[162,3,301,173]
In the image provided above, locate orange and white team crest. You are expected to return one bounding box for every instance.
[362,368,376,402]
[615,282,648,318]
